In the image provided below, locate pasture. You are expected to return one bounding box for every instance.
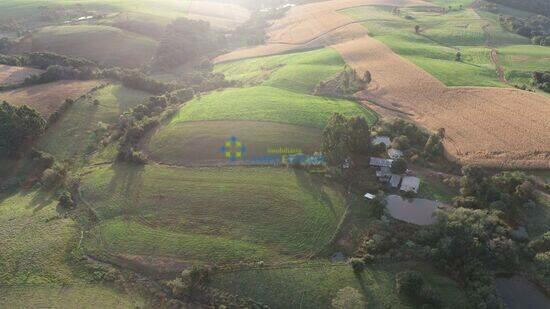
[214,48,348,93]
[0,80,102,118]
[28,25,158,68]
[38,84,149,161]
[169,86,375,129]
[211,261,468,308]
[0,191,143,307]
[80,164,347,263]
[146,120,322,166]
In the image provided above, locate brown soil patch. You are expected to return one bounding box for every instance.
[0,65,43,86]
[186,0,250,30]
[214,0,550,168]
[0,80,103,118]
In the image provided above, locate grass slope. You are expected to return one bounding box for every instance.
[31,25,158,68]
[498,45,550,87]
[38,84,149,161]
[342,5,515,87]
[170,86,375,129]
[0,191,143,307]
[147,120,322,166]
[214,48,347,93]
[80,164,347,262]
[211,261,468,309]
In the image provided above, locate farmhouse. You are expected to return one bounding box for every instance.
[389,174,402,188]
[400,176,420,193]
[373,136,391,147]
[387,148,403,159]
[370,157,393,167]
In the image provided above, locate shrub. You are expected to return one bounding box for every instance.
[58,191,75,210]
[395,271,424,297]
[349,258,366,273]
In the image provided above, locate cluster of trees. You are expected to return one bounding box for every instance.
[375,119,445,162]
[0,52,96,69]
[100,68,173,94]
[395,271,443,308]
[533,71,550,92]
[153,18,224,70]
[453,167,536,219]
[322,113,372,166]
[415,208,514,308]
[313,66,371,98]
[498,14,550,45]
[487,0,550,17]
[0,101,45,158]
[114,89,194,164]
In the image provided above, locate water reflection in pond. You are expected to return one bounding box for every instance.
[496,276,550,309]
[385,195,440,225]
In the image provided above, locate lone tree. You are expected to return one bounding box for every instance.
[391,158,408,174]
[415,25,420,34]
[0,101,45,158]
[363,70,372,84]
[455,51,462,62]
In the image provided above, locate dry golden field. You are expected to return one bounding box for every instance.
[0,64,43,86]
[0,80,103,118]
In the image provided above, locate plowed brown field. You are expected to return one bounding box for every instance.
[186,0,250,30]
[214,0,550,168]
[0,65,43,86]
[0,80,103,118]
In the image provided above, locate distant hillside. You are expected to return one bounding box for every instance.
[487,0,550,17]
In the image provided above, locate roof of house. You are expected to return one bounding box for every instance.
[400,176,420,193]
[389,174,402,188]
[387,148,404,159]
[370,157,393,167]
[364,193,376,200]
[373,136,391,147]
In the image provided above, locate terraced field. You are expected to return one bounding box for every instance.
[0,80,103,118]
[80,164,348,264]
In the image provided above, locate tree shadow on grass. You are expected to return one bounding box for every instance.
[293,169,337,216]
[107,163,145,220]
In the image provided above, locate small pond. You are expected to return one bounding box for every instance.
[385,195,440,225]
[496,275,550,309]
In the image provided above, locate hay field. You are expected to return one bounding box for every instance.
[0,64,43,86]
[80,164,347,263]
[215,0,550,168]
[0,80,102,118]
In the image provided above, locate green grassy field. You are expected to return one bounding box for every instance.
[30,25,158,68]
[146,120,322,166]
[0,191,143,307]
[341,5,515,87]
[211,261,468,308]
[170,86,375,129]
[214,48,348,93]
[498,45,550,87]
[80,164,347,262]
[38,84,149,162]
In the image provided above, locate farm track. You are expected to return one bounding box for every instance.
[215,0,550,169]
